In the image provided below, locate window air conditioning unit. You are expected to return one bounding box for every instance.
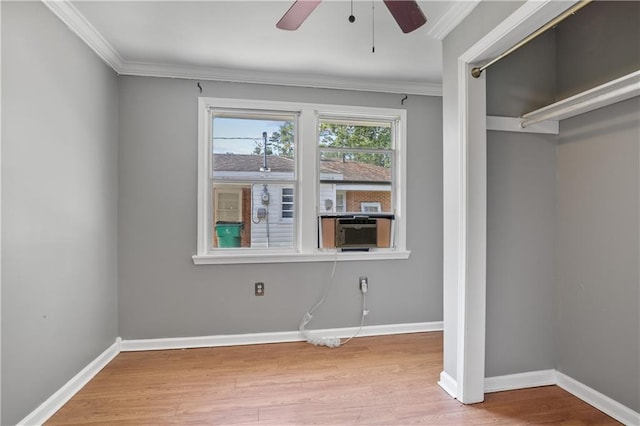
[319,215,393,250]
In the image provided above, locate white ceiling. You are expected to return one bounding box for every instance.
[52,1,479,95]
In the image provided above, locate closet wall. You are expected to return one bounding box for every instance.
[554,2,640,411]
[486,1,639,411]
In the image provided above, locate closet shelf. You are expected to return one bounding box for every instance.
[521,70,640,128]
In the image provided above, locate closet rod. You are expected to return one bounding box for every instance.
[471,0,591,79]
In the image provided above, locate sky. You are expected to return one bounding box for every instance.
[212,117,290,154]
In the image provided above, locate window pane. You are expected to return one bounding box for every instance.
[319,120,392,150]
[212,116,295,180]
[212,183,295,249]
[318,153,392,214]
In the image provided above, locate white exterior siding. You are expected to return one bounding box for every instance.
[319,183,337,213]
[250,183,294,248]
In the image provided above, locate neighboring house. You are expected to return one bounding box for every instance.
[212,154,391,248]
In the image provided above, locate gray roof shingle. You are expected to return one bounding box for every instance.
[213,154,390,182]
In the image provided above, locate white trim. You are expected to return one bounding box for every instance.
[460,1,579,64]
[18,339,121,426]
[438,371,458,398]
[192,250,411,265]
[484,369,556,393]
[447,0,581,407]
[120,322,443,352]
[556,372,640,426]
[427,1,480,41]
[454,58,472,403]
[484,370,640,425]
[120,61,442,97]
[521,70,640,127]
[41,0,442,97]
[486,116,559,135]
[41,1,123,71]
[0,2,3,420]
[17,338,640,426]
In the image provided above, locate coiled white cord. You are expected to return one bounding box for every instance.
[299,250,367,348]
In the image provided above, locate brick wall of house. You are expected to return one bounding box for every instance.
[346,191,391,212]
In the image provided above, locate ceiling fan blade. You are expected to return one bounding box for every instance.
[276,0,322,31]
[383,0,427,33]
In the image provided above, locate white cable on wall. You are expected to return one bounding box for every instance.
[299,250,367,348]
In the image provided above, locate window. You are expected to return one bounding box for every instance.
[360,202,382,213]
[208,111,296,250]
[195,98,409,264]
[335,192,346,213]
[281,188,294,219]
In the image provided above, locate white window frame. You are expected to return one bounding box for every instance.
[193,97,410,265]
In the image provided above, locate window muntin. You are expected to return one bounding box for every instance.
[210,113,296,250]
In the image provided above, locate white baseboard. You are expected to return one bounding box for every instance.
[484,369,640,426]
[18,338,121,426]
[120,321,443,352]
[556,372,640,426]
[20,327,639,426]
[484,369,556,393]
[438,370,458,398]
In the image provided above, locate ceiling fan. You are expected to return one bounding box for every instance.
[276,0,427,34]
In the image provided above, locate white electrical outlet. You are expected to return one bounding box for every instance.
[359,277,368,293]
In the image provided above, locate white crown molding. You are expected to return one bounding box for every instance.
[41,0,124,71]
[427,1,480,41]
[43,0,442,96]
[18,338,121,426]
[120,321,443,352]
[119,61,442,96]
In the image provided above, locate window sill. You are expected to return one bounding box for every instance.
[192,249,411,265]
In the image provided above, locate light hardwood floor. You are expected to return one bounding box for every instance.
[47,332,619,425]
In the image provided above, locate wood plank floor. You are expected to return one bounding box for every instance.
[46,332,619,425]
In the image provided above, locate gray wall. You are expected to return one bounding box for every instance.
[483,0,640,409]
[1,2,119,424]
[484,31,557,377]
[117,76,443,339]
[556,97,639,411]
[555,1,640,100]
[485,131,557,377]
[554,2,640,411]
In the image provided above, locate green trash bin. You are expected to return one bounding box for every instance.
[215,221,243,248]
